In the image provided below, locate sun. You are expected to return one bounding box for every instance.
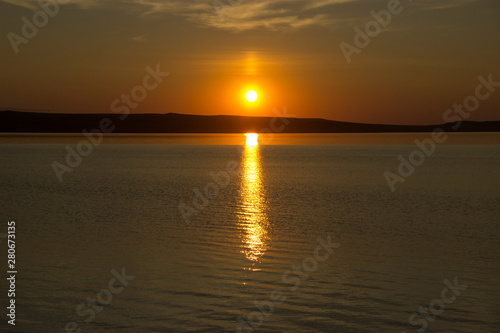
[245,90,258,103]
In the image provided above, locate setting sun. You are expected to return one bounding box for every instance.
[245,90,258,103]
[245,133,259,146]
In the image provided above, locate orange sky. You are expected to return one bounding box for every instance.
[1,0,499,125]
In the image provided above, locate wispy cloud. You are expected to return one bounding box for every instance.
[128,0,349,31]
[1,0,483,31]
[2,0,37,10]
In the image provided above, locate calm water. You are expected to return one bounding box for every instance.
[1,134,499,332]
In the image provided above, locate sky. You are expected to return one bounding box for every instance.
[1,0,499,125]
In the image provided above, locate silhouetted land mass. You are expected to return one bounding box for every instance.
[1,111,499,133]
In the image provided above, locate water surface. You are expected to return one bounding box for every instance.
[0,134,499,332]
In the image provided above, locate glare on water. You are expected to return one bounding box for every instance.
[238,144,269,267]
[245,133,259,147]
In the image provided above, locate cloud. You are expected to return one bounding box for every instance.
[127,0,352,31]
[1,0,483,31]
[1,0,38,10]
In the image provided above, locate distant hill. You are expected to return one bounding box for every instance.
[0,110,499,133]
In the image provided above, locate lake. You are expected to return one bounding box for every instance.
[0,133,499,332]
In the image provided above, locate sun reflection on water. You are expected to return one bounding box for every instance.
[245,133,258,147]
[238,143,269,267]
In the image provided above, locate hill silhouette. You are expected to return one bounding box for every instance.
[0,111,499,133]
